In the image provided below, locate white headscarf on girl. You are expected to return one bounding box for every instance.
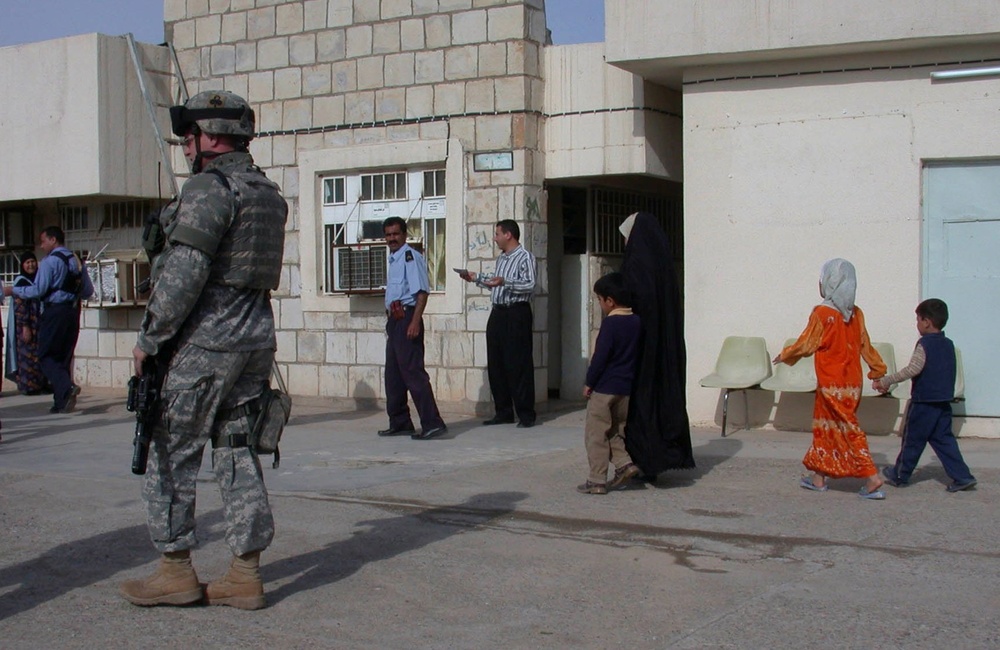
[819,258,857,322]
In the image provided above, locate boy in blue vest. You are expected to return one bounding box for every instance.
[873,298,977,492]
[577,272,642,495]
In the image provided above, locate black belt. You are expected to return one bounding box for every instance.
[212,433,250,449]
[493,302,530,309]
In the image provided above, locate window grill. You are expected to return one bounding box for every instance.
[103,199,159,229]
[61,205,90,232]
[591,187,683,262]
[0,250,28,285]
[329,243,388,293]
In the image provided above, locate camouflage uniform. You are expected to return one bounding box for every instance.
[137,150,287,556]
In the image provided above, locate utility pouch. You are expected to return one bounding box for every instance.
[250,363,292,468]
[390,300,405,320]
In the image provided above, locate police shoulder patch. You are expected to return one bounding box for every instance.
[405,250,414,262]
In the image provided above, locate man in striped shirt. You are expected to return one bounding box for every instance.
[461,219,538,427]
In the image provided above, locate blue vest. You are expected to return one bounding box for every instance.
[911,332,955,402]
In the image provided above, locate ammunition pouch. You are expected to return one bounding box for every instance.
[213,381,291,468]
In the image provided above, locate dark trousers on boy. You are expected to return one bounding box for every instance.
[891,401,975,484]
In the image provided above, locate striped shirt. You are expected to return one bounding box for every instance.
[477,244,537,306]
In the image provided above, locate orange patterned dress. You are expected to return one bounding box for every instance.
[779,305,886,478]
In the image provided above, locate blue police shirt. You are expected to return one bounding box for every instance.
[385,243,430,310]
[13,246,95,304]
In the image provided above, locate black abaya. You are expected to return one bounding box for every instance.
[621,212,695,475]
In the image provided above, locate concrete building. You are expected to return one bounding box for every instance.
[2,0,998,437]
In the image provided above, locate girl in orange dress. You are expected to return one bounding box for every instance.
[774,259,888,499]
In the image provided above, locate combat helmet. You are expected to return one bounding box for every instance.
[170,90,255,142]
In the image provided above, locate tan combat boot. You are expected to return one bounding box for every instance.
[205,551,265,610]
[120,550,203,606]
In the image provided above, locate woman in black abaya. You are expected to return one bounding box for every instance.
[619,212,694,479]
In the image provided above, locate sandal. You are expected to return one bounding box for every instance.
[858,484,886,500]
[799,476,828,492]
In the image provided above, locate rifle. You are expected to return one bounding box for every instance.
[126,357,164,475]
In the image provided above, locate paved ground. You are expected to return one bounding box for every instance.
[1,388,998,649]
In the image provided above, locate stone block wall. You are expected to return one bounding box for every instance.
[163,0,549,410]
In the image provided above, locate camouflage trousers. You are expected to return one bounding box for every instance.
[143,343,275,556]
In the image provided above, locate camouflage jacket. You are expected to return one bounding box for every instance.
[137,151,287,356]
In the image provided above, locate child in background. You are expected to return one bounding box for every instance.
[774,258,888,499]
[874,298,977,492]
[578,272,642,495]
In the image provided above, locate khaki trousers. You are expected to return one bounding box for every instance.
[584,392,632,484]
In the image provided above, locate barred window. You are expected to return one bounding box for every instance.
[103,199,158,229]
[591,187,683,261]
[61,205,90,232]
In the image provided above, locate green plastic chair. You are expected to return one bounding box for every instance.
[862,342,897,397]
[954,346,965,401]
[699,336,772,436]
[761,338,818,393]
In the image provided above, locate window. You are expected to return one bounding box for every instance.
[323,177,346,205]
[423,169,446,198]
[103,199,158,229]
[61,205,90,232]
[361,172,407,201]
[321,167,447,294]
[591,186,684,286]
[421,170,446,290]
[0,251,27,285]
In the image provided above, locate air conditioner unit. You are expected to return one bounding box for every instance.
[331,243,388,293]
[85,252,151,308]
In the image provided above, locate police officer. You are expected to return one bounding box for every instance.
[4,226,94,413]
[119,91,287,610]
[378,216,447,440]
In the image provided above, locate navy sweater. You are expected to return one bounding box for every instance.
[586,312,641,395]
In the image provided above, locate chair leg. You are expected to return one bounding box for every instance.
[721,388,730,437]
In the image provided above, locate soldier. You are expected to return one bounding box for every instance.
[119,91,287,610]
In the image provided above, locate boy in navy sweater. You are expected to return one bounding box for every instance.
[578,273,642,495]
[873,298,977,492]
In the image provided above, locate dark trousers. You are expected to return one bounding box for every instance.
[38,302,80,409]
[893,401,975,483]
[385,310,444,430]
[486,302,535,423]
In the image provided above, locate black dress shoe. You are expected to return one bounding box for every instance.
[516,420,535,428]
[377,425,415,437]
[482,417,515,425]
[412,425,447,440]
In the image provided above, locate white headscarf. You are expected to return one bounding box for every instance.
[819,258,857,322]
[619,213,638,242]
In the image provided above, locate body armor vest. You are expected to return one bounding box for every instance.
[163,157,287,291]
[207,166,287,290]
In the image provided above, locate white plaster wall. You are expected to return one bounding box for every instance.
[543,43,682,180]
[0,34,170,200]
[682,63,1000,431]
[607,0,1000,66]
